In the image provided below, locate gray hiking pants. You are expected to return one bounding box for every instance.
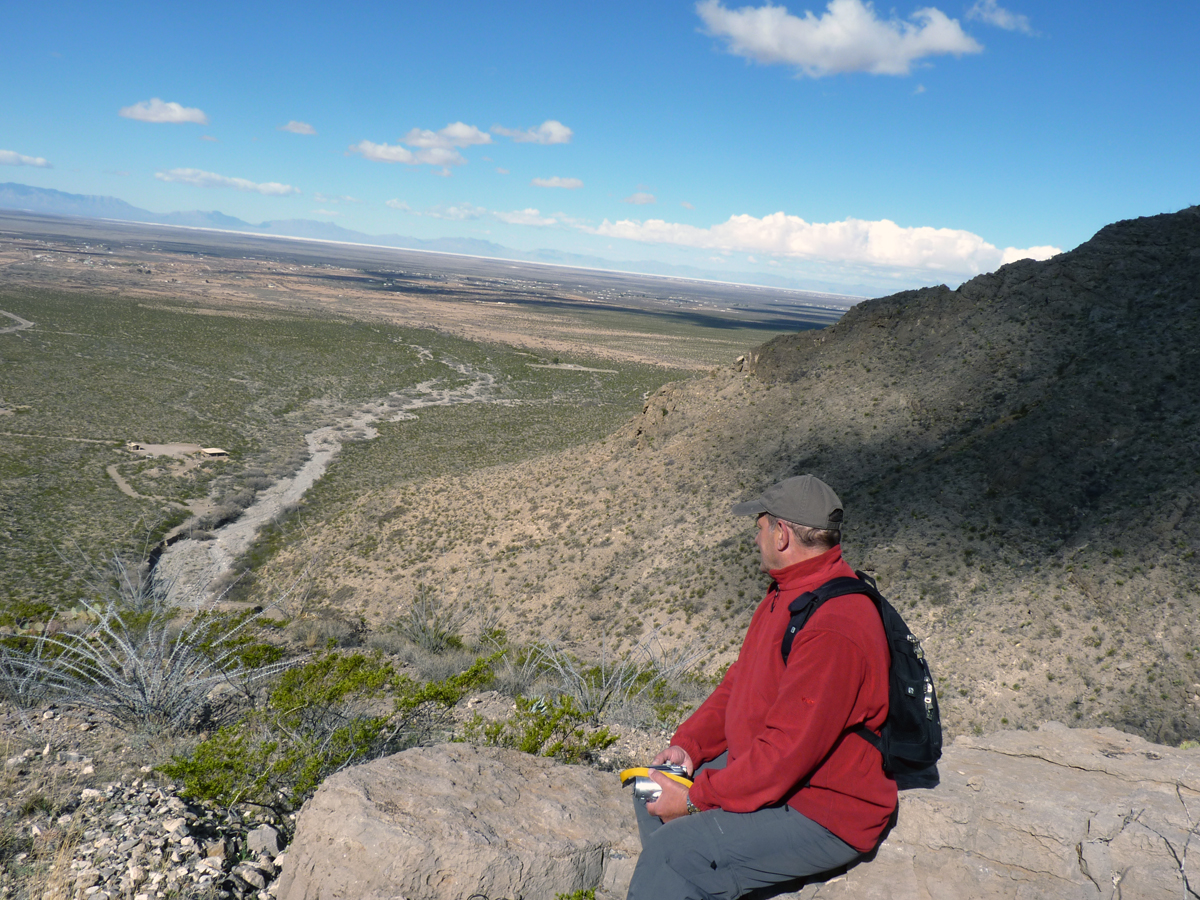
[628,753,861,900]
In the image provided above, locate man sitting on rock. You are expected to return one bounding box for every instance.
[628,475,896,900]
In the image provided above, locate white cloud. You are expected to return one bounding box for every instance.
[280,121,317,135]
[624,192,656,205]
[0,149,51,168]
[696,0,982,77]
[386,199,412,212]
[425,203,489,221]
[532,176,583,189]
[967,0,1033,34]
[1000,245,1059,265]
[492,120,573,144]
[494,208,558,227]
[200,135,219,142]
[592,211,1059,275]
[347,140,466,167]
[681,200,695,209]
[119,98,208,124]
[313,193,360,205]
[496,167,510,175]
[155,168,300,196]
[401,122,492,150]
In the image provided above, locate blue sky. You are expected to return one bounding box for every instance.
[3,0,1198,295]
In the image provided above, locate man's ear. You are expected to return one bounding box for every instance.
[774,520,791,551]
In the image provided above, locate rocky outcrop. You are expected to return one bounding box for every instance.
[274,742,641,900]
[9,778,283,900]
[279,726,1200,900]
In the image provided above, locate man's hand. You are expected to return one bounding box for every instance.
[651,745,695,775]
[645,770,692,822]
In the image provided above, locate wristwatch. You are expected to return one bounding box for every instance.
[685,793,700,815]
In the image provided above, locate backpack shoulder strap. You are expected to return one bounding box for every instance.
[780,575,879,664]
[780,572,890,750]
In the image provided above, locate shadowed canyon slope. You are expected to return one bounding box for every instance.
[261,206,1200,744]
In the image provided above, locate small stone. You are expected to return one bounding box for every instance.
[162,817,188,835]
[82,788,105,802]
[232,863,268,890]
[247,825,284,859]
[197,856,225,877]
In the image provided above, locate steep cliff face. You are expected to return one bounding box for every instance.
[273,206,1200,745]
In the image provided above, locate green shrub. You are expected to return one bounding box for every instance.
[162,651,495,827]
[462,694,617,763]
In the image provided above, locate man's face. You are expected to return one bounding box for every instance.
[754,513,779,573]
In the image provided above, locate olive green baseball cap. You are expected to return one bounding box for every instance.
[730,474,844,530]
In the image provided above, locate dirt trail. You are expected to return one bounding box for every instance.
[154,349,505,600]
[0,310,34,334]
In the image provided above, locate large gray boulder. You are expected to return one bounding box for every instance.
[276,724,1200,900]
[274,741,641,900]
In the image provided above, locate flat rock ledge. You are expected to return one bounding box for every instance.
[277,724,1200,900]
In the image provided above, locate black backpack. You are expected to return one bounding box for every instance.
[780,571,942,789]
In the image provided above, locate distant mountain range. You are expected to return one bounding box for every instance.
[0,182,868,299]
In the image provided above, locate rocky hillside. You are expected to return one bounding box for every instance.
[262,206,1200,746]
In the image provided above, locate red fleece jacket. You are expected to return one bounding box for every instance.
[672,547,897,852]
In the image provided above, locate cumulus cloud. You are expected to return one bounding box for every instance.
[494,208,558,226]
[425,203,489,221]
[347,140,466,167]
[496,167,510,175]
[280,121,317,135]
[347,123,491,169]
[624,192,656,205]
[401,122,492,149]
[313,193,360,205]
[0,149,51,168]
[532,176,583,189]
[592,211,1059,275]
[696,0,982,77]
[119,98,208,124]
[492,120,574,144]
[681,200,695,210]
[386,199,412,212]
[967,0,1033,34]
[1000,245,1059,265]
[155,168,300,196]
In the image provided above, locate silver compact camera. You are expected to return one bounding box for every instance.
[627,763,690,801]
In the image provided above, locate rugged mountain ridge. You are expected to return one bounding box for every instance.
[262,206,1200,745]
